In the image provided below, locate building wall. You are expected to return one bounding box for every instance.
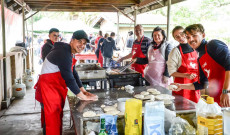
[0,5,23,53]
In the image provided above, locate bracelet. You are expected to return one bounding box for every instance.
[222,89,230,94]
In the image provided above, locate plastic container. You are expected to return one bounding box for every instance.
[197,96,223,135]
[224,108,230,135]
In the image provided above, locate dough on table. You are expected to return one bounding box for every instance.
[140,91,149,96]
[147,88,161,95]
[104,106,117,112]
[134,94,144,99]
[155,94,175,100]
[83,111,96,117]
[101,104,106,108]
[144,95,155,100]
[164,99,173,105]
[113,103,117,108]
[105,110,120,115]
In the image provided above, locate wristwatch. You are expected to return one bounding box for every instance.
[222,89,230,94]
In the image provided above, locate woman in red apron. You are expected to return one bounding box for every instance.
[168,26,200,103]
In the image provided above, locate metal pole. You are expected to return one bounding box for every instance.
[22,3,26,72]
[134,9,137,40]
[1,0,8,101]
[117,12,119,37]
[31,16,34,72]
[167,0,171,41]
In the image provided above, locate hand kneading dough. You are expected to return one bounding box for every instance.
[106,110,120,115]
[140,91,149,96]
[134,94,144,99]
[104,106,117,112]
[83,111,96,117]
[168,85,178,91]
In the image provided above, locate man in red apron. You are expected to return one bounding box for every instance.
[168,26,200,103]
[117,24,151,76]
[172,24,230,107]
[41,28,60,61]
[34,30,98,135]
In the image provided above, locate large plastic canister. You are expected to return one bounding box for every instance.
[197,96,223,135]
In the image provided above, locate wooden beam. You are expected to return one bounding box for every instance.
[111,5,134,22]
[6,0,15,8]
[25,2,52,20]
[13,4,21,11]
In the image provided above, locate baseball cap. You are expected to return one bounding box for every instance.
[72,30,90,43]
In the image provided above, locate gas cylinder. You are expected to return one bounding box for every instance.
[23,69,34,88]
[12,78,26,98]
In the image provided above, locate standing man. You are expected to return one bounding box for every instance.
[41,28,60,61]
[167,26,200,103]
[126,31,134,48]
[101,32,118,67]
[34,30,98,135]
[118,24,151,76]
[173,24,230,107]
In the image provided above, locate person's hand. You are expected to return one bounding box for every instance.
[76,92,98,101]
[185,73,197,80]
[131,58,137,63]
[163,76,169,84]
[117,57,124,63]
[170,83,182,91]
[220,93,230,107]
[83,91,98,99]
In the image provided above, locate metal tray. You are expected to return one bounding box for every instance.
[75,63,106,79]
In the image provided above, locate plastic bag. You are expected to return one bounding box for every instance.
[169,117,196,135]
[125,99,142,135]
[164,108,176,133]
[100,114,118,135]
[144,101,165,135]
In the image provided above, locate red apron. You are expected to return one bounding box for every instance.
[199,45,225,105]
[34,58,77,135]
[131,36,147,76]
[98,50,103,67]
[173,46,200,103]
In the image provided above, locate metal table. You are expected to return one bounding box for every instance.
[68,86,196,135]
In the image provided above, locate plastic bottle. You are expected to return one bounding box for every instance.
[197,96,223,135]
[99,118,108,135]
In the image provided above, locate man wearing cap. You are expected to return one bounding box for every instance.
[41,28,60,61]
[34,30,98,135]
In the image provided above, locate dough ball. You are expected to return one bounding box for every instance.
[83,111,96,117]
[140,91,149,96]
[155,94,175,100]
[120,86,125,90]
[101,104,106,108]
[168,85,178,91]
[164,99,173,105]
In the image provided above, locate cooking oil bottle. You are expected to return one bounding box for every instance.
[197,96,223,135]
